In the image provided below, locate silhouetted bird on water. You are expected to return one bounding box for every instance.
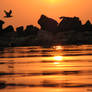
[4,10,13,18]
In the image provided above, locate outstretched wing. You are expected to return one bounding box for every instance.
[4,10,12,16]
[9,10,12,15]
[4,10,8,16]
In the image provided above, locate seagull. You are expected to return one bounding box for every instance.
[4,10,13,18]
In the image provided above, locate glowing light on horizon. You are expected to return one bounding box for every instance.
[53,56,63,61]
[43,0,61,5]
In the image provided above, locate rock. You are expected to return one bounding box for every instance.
[0,20,5,31]
[38,15,58,34]
[16,26,24,36]
[16,26,24,33]
[58,16,82,31]
[82,20,92,31]
[25,25,39,36]
[4,25,14,33]
[0,82,6,89]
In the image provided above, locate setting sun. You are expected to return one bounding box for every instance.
[44,0,61,5]
[53,56,63,61]
[49,0,58,3]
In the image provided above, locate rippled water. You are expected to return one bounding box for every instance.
[0,45,92,92]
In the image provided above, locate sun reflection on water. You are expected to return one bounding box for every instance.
[54,56,63,61]
[53,46,63,50]
[54,62,60,64]
[53,55,64,65]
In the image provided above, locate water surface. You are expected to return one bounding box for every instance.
[0,45,92,92]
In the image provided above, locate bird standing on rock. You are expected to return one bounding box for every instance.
[4,10,13,18]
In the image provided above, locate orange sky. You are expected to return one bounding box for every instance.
[0,0,92,29]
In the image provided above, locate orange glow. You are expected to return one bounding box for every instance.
[44,0,61,5]
[0,0,92,28]
[53,56,63,61]
[54,62,60,64]
[53,46,63,50]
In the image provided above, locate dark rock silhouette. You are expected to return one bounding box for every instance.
[4,10,13,18]
[2,25,15,38]
[16,26,24,32]
[38,15,58,33]
[0,81,6,89]
[25,25,33,33]
[82,20,92,31]
[0,20,5,31]
[0,14,92,47]
[16,26,24,36]
[4,25,14,33]
[25,25,39,36]
[85,20,91,25]
[58,16,82,31]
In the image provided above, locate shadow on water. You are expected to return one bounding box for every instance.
[0,81,6,89]
[0,55,52,58]
[1,70,92,77]
[0,80,92,89]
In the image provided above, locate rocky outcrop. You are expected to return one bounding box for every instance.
[58,16,82,31]
[0,20,4,31]
[38,15,58,34]
[16,26,24,37]
[25,25,39,36]
[0,14,92,47]
[82,20,92,31]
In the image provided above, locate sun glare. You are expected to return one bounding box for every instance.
[54,56,63,61]
[54,62,60,64]
[49,0,57,3]
[44,0,61,5]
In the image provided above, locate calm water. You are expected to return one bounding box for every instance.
[0,45,92,92]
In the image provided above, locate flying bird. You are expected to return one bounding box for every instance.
[4,10,13,18]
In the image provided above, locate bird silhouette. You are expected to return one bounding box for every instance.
[4,10,13,18]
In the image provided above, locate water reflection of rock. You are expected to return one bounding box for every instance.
[0,81,6,89]
[0,15,92,47]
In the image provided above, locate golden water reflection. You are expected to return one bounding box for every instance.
[53,56,63,61]
[0,45,92,92]
[53,56,63,65]
[53,45,63,50]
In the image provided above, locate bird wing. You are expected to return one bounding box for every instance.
[4,10,8,15]
[9,10,12,15]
